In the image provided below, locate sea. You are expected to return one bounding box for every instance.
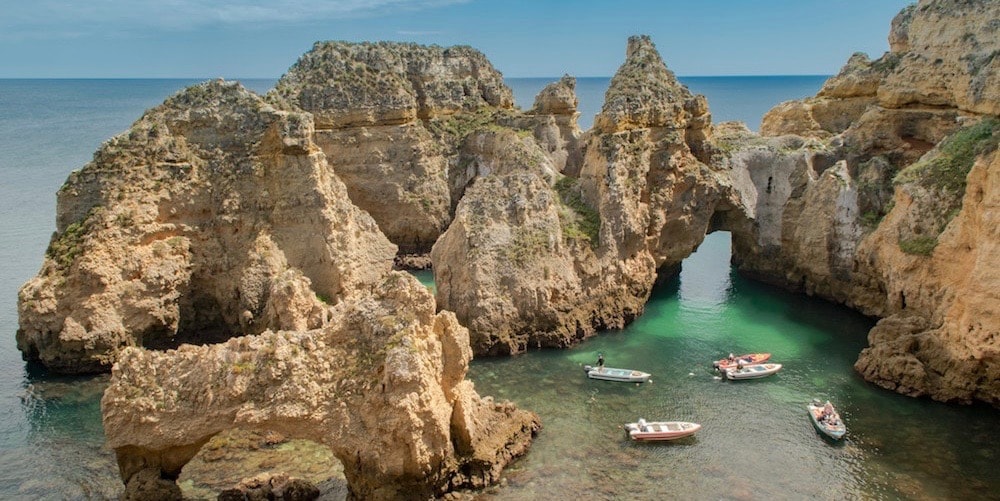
[1,76,998,500]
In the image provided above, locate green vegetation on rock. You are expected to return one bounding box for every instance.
[424,108,524,142]
[895,117,999,196]
[47,207,105,271]
[554,177,600,247]
[890,119,997,255]
[899,236,938,256]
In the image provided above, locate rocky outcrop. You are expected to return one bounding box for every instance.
[432,36,752,355]
[760,53,890,138]
[17,75,540,498]
[853,131,999,405]
[734,0,1000,405]
[17,80,395,374]
[528,75,583,174]
[102,272,540,500]
[270,42,515,253]
[878,1,999,115]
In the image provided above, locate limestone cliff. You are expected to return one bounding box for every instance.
[102,272,539,500]
[733,0,1000,405]
[270,42,515,253]
[17,80,396,374]
[528,75,584,175]
[432,36,751,355]
[853,125,999,404]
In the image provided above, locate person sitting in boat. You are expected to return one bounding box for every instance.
[736,360,744,371]
[596,353,605,371]
[820,402,835,422]
[728,353,735,362]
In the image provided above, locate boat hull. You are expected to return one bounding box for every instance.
[584,365,651,383]
[714,353,771,370]
[807,402,846,440]
[625,420,701,441]
[724,363,782,380]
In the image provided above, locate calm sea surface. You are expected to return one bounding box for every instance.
[1,77,997,499]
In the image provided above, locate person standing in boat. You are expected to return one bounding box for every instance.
[597,353,605,372]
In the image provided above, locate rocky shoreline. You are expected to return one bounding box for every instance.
[14,0,999,497]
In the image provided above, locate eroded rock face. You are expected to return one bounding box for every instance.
[852,147,1000,405]
[733,0,1000,405]
[761,53,888,138]
[270,42,515,253]
[528,75,583,175]
[17,80,395,373]
[432,36,752,355]
[102,272,540,500]
[878,0,999,115]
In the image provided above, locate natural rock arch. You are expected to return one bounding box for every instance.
[102,273,539,500]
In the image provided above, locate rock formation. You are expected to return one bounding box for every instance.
[527,75,584,175]
[270,42,515,253]
[733,0,999,405]
[19,70,540,498]
[102,272,539,500]
[432,36,752,355]
[19,5,1000,498]
[18,80,396,374]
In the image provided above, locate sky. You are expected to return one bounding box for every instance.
[0,0,915,78]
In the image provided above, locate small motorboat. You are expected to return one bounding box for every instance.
[625,418,701,441]
[583,365,651,383]
[724,363,782,380]
[713,353,771,370]
[807,399,846,440]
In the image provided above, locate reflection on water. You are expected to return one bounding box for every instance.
[468,232,1000,500]
[2,371,121,499]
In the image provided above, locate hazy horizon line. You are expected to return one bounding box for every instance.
[0,74,833,80]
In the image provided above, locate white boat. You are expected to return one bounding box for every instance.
[713,352,771,370]
[583,365,651,383]
[625,419,701,441]
[807,400,846,440]
[724,363,782,380]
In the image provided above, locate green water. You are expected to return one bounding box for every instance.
[409,269,436,295]
[466,232,1000,500]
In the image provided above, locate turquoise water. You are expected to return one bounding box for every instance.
[0,78,997,499]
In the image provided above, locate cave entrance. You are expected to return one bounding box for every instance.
[675,230,734,306]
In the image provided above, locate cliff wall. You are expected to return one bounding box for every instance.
[737,0,999,405]
[431,36,753,354]
[270,42,515,253]
[18,81,395,373]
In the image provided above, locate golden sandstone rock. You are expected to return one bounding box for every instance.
[15,0,1000,497]
[737,0,999,405]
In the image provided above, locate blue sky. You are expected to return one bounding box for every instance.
[0,0,914,78]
